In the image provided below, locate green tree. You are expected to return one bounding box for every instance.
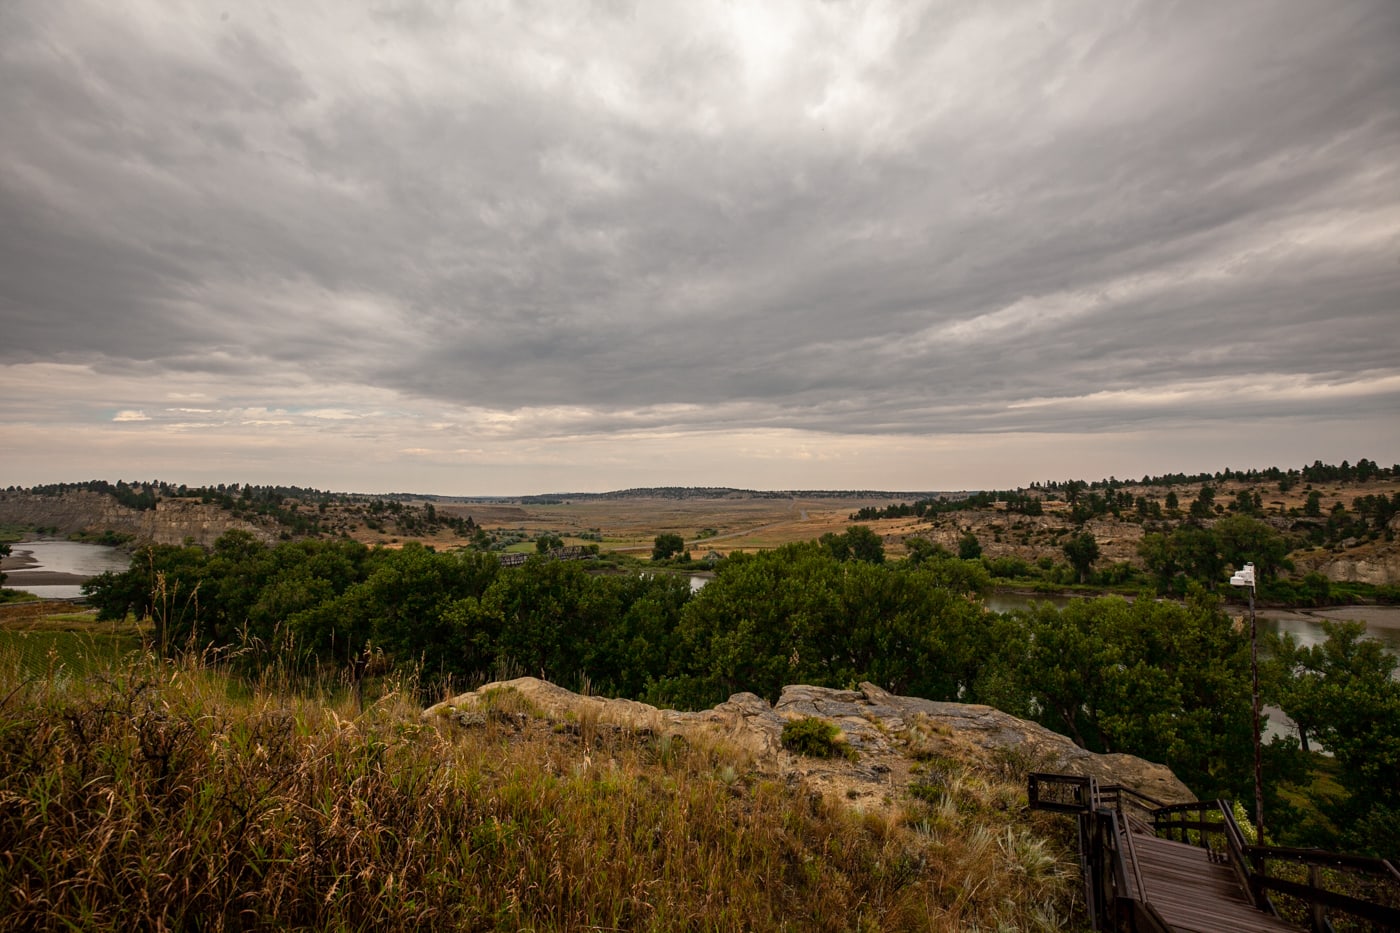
[589,573,690,698]
[666,545,845,705]
[1270,621,1400,854]
[902,536,950,566]
[984,600,1113,749]
[1062,532,1099,583]
[849,560,990,700]
[0,542,8,588]
[651,533,685,562]
[1213,514,1293,584]
[821,526,885,563]
[844,525,885,563]
[986,592,1253,800]
[478,559,618,684]
[818,531,850,561]
[660,544,988,709]
[1304,490,1323,517]
[1173,525,1223,584]
[957,531,982,560]
[316,544,493,665]
[1137,532,1178,594]
[1229,489,1263,515]
[904,554,992,599]
[1190,485,1216,519]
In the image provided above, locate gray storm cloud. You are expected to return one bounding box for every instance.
[1,0,1398,490]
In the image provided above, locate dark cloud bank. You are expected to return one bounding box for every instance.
[2,1,1398,491]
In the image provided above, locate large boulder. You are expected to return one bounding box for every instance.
[424,678,1194,812]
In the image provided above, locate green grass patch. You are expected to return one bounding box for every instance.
[0,524,30,544]
[67,528,136,546]
[0,628,143,679]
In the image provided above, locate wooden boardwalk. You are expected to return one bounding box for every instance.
[1029,772,1400,933]
[1129,833,1297,933]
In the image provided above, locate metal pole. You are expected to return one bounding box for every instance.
[1249,584,1265,843]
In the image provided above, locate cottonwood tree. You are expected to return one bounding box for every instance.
[1213,514,1292,582]
[957,530,982,560]
[651,533,685,561]
[984,591,1253,801]
[1268,621,1400,855]
[659,544,987,708]
[821,525,885,563]
[1062,531,1099,583]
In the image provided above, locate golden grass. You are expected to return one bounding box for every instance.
[0,646,1082,932]
[457,497,899,554]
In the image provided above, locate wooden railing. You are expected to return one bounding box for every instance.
[1247,846,1398,932]
[1151,798,1400,930]
[1028,772,1169,931]
[1152,799,1263,910]
[1028,772,1400,932]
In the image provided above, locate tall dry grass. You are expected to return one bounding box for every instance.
[0,646,1080,931]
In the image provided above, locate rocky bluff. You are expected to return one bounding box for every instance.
[427,678,1195,814]
[0,490,276,548]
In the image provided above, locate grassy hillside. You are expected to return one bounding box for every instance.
[0,641,1082,932]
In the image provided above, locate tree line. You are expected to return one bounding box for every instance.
[851,490,1044,522]
[83,531,1397,855]
[1034,457,1395,492]
[853,458,1398,525]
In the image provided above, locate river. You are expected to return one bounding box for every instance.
[1,540,132,599]
[986,590,1400,662]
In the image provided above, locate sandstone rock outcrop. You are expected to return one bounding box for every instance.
[1315,553,1400,586]
[425,677,1195,815]
[0,491,275,547]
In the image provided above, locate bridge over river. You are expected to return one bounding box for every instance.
[496,545,592,568]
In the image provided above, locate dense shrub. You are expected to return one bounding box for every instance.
[781,716,856,760]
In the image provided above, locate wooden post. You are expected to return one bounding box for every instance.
[1249,584,1265,847]
[1309,863,1326,932]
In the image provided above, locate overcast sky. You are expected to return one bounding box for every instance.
[2,1,1398,495]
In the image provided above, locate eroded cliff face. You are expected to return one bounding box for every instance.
[1295,521,1400,586]
[0,491,276,547]
[425,678,1196,816]
[1314,555,1400,586]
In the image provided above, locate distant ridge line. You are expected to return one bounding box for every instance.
[408,487,963,503]
[513,487,955,503]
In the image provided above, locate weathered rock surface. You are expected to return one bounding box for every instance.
[0,491,276,547]
[425,678,1195,814]
[1314,553,1400,586]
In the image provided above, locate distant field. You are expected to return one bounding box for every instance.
[467,495,904,554]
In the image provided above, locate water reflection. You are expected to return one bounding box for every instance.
[985,590,1400,662]
[2,540,131,599]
